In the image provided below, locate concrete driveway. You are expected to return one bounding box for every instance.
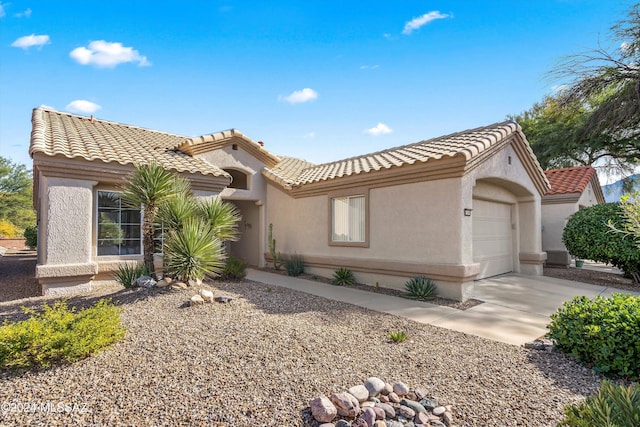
[247,269,639,346]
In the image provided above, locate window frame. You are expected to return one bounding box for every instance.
[223,168,251,190]
[95,190,143,257]
[328,188,369,248]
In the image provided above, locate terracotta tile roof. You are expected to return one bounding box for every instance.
[544,166,599,195]
[265,121,529,187]
[29,107,228,177]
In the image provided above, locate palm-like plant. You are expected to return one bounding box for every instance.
[197,197,242,242]
[158,193,198,231]
[163,218,226,281]
[121,163,190,273]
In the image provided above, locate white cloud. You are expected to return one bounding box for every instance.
[365,122,392,136]
[279,87,318,104]
[360,64,380,70]
[70,40,150,68]
[66,100,102,114]
[402,11,449,35]
[0,2,5,18]
[15,8,32,18]
[11,34,50,49]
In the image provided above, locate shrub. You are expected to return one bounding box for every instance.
[219,255,247,281]
[404,276,437,301]
[559,381,640,427]
[548,293,640,377]
[114,262,149,288]
[23,225,37,249]
[331,267,355,286]
[285,254,305,276]
[0,299,125,369]
[0,220,20,238]
[389,331,407,343]
[563,203,640,283]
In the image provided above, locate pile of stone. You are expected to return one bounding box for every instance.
[309,377,454,427]
[189,288,233,306]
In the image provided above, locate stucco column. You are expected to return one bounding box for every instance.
[36,177,98,295]
[518,197,547,275]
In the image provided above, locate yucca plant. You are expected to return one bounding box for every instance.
[163,219,226,281]
[404,276,437,301]
[389,331,407,343]
[121,162,191,273]
[197,197,242,242]
[285,254,305,276]
[559,381,640,427]
[113,262,149,288]
[158,193,198,231]
[332,267,355,286]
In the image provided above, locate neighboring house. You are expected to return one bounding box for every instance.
[30,107,550,300]
[542,166,605,267]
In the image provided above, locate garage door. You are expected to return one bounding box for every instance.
[472,199,513,279]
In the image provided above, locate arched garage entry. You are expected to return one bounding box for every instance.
[472,178,536,279]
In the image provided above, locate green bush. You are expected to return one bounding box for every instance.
[331,267,355,286]
[404,276,437,301]
[285,254,305,276]
[563,203,640,283]
[23,225,37,250]
[114,262,149,288]
[0,299,125,369]
[559,381,640,427]
[548,293,640,377]
[219,255,247,281]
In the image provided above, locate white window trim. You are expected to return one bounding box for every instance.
[96,190,143,257]
[328,188,369,248]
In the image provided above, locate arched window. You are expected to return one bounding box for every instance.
[224,169,249,190]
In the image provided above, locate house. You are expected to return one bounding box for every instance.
[30,107,550,300]
[542,166,605,267]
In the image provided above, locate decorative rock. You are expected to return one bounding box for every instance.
[361,401,375,408]
[401,399,427,414]
[430,421,446,427]
[310,396,337,423]
[190,294,205,305]
[405,423,415,427]
[335,421,351,427]
[382,383,393,395]
[188,278,203,287]
[414,411,430,425]
[135,275,156,288]
[398,405,416,418]
[372,406,385,420]
[432,406,446,416]
[419,398,438,411]
[348,385,370,402]
[442,411,453,426]
[156,279,170,288]
[175,282,188,289]
[393,382,409,396]
[397,415,408,423]
[375,402,395,419]
[414,388,428,401]
[331,392,360,417]
[374,421,386,427]
[199,289,214,302]
[362,407,376,427]
[370,397,380,404]
[351,419,367,427]
[215,295,233,304]
[524,338,554,351]
[387,392,400,403]
[378,395,389,403]
[364,377,386,397]
[319,424,335,427]
[384,421,403,427]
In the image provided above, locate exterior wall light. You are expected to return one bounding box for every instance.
[464,208,473,216]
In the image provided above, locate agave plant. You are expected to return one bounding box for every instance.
[331,267,355,286]
[163,219,226,281]
[404,276,437,301]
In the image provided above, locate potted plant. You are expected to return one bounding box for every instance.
[575,259,584,268]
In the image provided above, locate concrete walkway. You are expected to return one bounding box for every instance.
[246,269,639,346]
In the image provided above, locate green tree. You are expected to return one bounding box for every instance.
[0,156,35,233]
[121,163,190,273]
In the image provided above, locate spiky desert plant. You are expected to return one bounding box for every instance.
[197,197,242,242]
[113,262,149,288]
[404,276,437,301]
[389,331,407,343]
[163,219,225,281]
[158,193,198,231]
[285,254,305,276]
[268,223,283,270]
[331,267,355,286]
[121,163,190,273]
[560,381,640,427]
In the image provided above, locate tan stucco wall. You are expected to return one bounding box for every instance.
[36,176,98,295]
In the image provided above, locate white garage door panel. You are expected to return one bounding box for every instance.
[473,199,513,279]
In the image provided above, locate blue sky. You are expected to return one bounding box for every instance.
[0,0,634,174]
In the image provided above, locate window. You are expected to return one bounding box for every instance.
[331,194,366,244]
[97,191,141,256]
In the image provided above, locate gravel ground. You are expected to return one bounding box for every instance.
[0,250,631,426]
[544,266,639,293]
